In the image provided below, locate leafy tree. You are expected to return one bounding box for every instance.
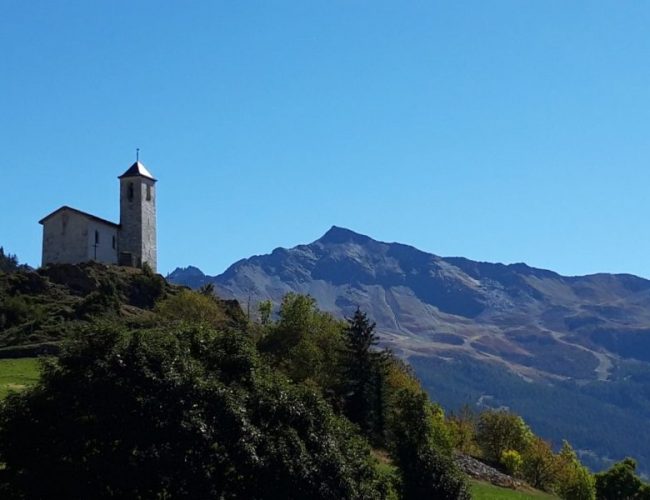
[520,437,559,490]
[448,405,480,456]
[0,247,19,273]
[595,458,645,500]
[0,325,389,499]
[476,409,533,463]
[154,289,226,326]
[258,299,272,325]
[556,441,595,500]
[259,293,345,394]
[389,389,469,499]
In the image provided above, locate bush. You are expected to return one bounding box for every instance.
[154,289,225,326]
[0,295,45,330]
[75,281,121,319]
[501,449,523,477]
[128,271,165,308]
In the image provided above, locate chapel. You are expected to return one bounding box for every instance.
[39,161,157,272]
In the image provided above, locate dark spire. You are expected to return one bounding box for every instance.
[118,161,156,181]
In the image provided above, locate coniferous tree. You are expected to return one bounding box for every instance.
[342,308,388,440]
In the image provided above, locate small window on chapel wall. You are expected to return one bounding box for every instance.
[112,236,116,249]
[146,184,152,201]
[128,182,134,201]
[95,230,100,245]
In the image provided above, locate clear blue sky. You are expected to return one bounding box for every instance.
[2,1,649,277]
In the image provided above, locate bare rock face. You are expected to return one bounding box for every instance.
[168,226,650,474]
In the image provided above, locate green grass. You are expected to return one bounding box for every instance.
[471,480,558,500]
[0,358,40,399]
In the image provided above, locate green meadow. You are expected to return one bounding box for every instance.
[471,480,558,500]
[0,358,40,399]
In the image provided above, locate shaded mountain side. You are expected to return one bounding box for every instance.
[168,226,650,473]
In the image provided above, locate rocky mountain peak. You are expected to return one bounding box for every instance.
[317,226,374,246]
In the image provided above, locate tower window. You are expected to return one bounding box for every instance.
[128,182,134,201]
[95,230,100,245]
[112,235,116,249]
[146,184,152,201]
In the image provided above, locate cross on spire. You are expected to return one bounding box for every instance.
[136,148,140,162]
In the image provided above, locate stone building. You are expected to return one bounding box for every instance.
[39,161,157,271]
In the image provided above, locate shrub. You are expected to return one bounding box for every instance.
[501,449,523,477]
[0,295,45,330]
[154,289,226,327]
[128,271,165,308]
[75,281,121,319]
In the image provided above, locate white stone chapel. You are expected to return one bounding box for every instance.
[39,161,157,272]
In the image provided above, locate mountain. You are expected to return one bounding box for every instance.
[168,226,650,473]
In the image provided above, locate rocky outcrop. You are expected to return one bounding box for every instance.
[455,454,522,489]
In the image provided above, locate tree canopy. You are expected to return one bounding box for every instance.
[0,325,389,499]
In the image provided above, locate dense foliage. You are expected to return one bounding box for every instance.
[595,458,650,500]
[0,325,388,499]
[258,293,469,499]
[0,283,470,499]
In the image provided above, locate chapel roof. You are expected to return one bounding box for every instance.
[38,206,119,228]
[118,161,156,181]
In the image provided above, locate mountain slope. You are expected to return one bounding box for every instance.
[168,226,650,472]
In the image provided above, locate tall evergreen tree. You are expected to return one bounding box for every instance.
[342,308,388,440]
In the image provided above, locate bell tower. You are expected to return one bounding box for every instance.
[118,160,157,271]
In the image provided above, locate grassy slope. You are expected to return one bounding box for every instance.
[471,480,557,500]
[0,358,39,399]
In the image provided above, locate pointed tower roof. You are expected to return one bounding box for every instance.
[118,161,156,181]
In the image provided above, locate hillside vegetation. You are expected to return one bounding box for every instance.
[0,258,648,498]
[168,226,650,473]
[0,261,243,355]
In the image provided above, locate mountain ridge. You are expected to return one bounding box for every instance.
[168,226,650,473]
